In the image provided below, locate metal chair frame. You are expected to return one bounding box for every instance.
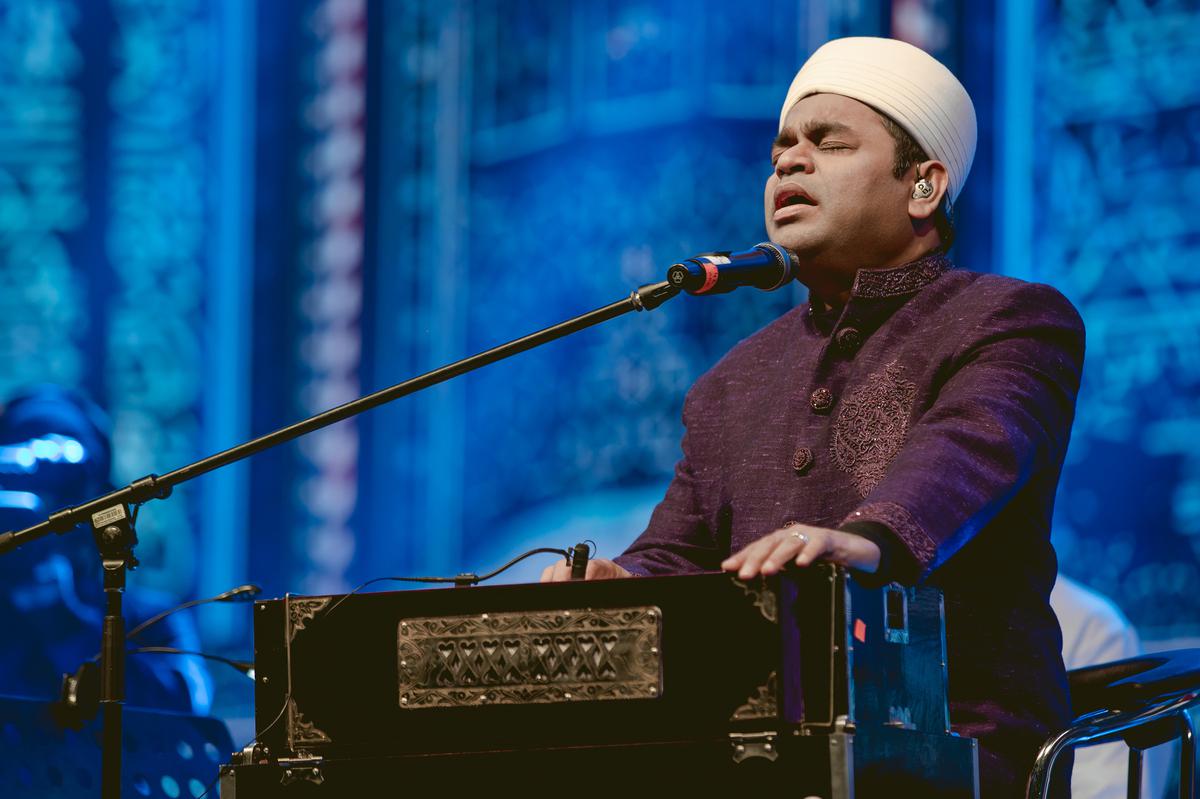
[1027,690,1198,799]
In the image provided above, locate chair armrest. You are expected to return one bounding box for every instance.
[1068,648,1200,715]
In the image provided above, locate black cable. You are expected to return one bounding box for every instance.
[196,770,220,799]
[65,582,263,718]
[125,600,210,641]
[320,546,572,621]
[249,690,291,749]
[476,546,574,583]
[197,691,292,799]
[125,583,261,642]
[127,647,254,677]
[203,545,583,797]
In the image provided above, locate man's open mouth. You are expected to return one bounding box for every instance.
[774,186,816,211]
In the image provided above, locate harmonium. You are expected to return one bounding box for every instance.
[220,566,979,797]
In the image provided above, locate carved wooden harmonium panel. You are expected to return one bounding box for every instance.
[252,573,785,759]
[397,606,663,708]
[251,568,951,763]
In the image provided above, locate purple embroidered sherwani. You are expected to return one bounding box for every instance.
[614,253,1084,797]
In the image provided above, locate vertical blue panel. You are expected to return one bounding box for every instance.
[291,0,368,596]
[248,0,368,598]
[364,0,468,578]
[199,0,255,643]
[997,0,1032,282]
[104,0,220,596]
[248,0,309,599]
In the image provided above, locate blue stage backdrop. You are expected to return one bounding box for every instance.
[356,0,1006,591]
[0,0,1197,724]
[0,0,255,643]
[1014,0,1200,642]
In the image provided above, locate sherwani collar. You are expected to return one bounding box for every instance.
[850,251,952,299]
[806,251,953,338]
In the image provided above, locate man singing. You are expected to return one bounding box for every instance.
[543,37,1081,797]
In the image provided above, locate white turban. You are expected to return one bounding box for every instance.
[779,37,977,204]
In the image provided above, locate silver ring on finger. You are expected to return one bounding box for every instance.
[789,530,809,545]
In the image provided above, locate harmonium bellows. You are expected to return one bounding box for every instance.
[232,567,979,797]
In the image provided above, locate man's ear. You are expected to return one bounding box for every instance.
[908,160,949,221]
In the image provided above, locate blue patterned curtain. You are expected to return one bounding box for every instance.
[1003,0,1200,641]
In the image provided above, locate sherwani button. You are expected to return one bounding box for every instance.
[836,327,862,354]
[792,447,814,474]
[810,387,834,414]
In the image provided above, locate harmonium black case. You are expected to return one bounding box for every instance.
[234,566,978,796]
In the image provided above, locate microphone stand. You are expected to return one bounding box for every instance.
[0,279,679,799]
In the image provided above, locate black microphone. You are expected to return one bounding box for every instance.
[666,242,797,296]
[570,542,590,580]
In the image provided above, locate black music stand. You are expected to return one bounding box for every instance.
[0,694,232,798]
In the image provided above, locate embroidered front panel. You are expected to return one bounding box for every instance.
[831,362,918,497]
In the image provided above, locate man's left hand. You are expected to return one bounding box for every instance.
[720,523,882,580]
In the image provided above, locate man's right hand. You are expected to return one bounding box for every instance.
[540,557,633,582]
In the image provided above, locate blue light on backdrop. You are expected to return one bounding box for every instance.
[0,0,1197,727]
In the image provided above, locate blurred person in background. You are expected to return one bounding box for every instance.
[1052,574,1169,799]
[0,384,212,714]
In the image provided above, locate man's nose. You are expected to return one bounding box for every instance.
[775,145,813,177]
